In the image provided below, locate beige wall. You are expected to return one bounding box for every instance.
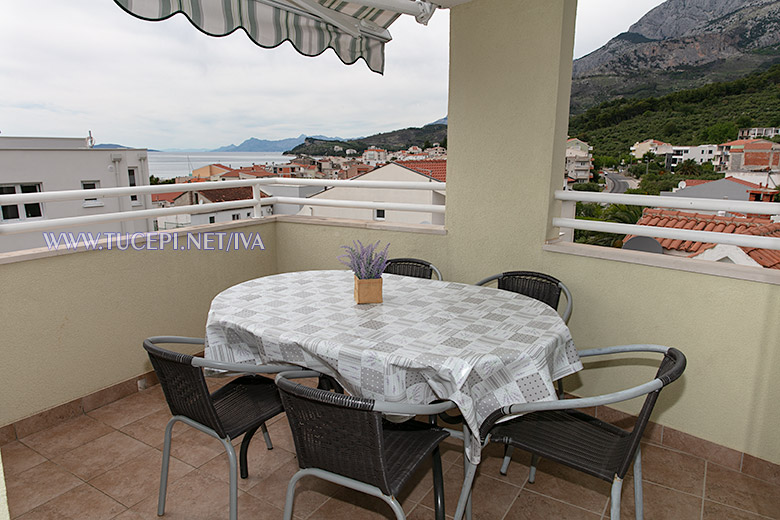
[0,221,278,425]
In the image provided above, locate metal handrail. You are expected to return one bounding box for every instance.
[554,190,780,251]
[0,177,446,236]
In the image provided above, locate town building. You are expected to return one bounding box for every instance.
[564,138,593,185]
[299,162,444,225]
[738,127,780,140]
[0,135,152,252]
[714,139,780,173]
[630,139,673,159]
[362,147,388,166]
[668,144,717,168]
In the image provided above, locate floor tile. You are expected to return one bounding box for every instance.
[702,500,773,520]
[515,457,610,514]
[0,441,47,477]
[89,449,195,507]
[129,469,246,519]
[505,490,601,520]
[14,484,126,520]
[19,415,114,459]
[419,463,521,520]
[119,409,183,449]
[5,461,83,518]
[618,478,702,519]
[705,462,780,518]
[52,431,152,481]
[246,458,342,517]
[638,443,706,496]
[198,439,295,491]
[478,441,532,487]
[86,389,167,430]
[164,426,230,468]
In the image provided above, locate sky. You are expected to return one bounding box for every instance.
[0,0,665,151]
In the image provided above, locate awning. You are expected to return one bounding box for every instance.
[113,0,437,74]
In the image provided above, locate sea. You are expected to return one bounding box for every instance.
[148,152,292,179]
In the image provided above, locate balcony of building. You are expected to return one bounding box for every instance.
[1,1,779,519]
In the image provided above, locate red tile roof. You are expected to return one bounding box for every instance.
[629,208,780,269]
[197,186,268,203]
[398,159,447,181]
[151,192,184,203]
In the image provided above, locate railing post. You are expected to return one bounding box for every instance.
[252,184,264,219]
[560,199,575,242]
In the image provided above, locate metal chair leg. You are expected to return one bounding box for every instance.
[610,476,623,520]
[239,425,259,479]
[158,417,178,516]
[432,446,445,520]
[222,438,239,520]
[453,461,478,520]
[633,446,644,520]
[528,453,539,483]
[283,469,308,520]
[261,423,273,449]
[499,445,514,475]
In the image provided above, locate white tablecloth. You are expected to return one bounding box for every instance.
[205,270,582,462]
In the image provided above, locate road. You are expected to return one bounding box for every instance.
[604,170,638,193]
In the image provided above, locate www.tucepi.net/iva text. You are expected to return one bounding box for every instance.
[42,231,265,252]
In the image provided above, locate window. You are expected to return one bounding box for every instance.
[209,216,216,224]
[128,168,138,203]
[81,181,102,207]
[232,213,240,221]
[1,184,43,221]
[374,209,386,221]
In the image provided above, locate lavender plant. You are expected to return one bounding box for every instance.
[338,240,390,279]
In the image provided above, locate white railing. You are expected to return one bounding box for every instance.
[554,190,780,251]
[0,178,445,235]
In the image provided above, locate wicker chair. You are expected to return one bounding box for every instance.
[475,270,572,323]
[384,257,442,280]
[144,336,292,520]
[276,370,452,520]
[452,345,686,520]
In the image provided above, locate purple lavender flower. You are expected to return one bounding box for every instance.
[338,240,390,279]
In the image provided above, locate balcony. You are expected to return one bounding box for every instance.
[1,1,779,518]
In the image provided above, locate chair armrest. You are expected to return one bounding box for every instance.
[145,336,297,374]
[475,274,501,287]
[559,282,573,323]
[276,370,457,415]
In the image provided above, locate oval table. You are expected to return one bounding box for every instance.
[205,269,582,464]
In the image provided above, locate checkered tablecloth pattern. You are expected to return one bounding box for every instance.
[205,270,582,462]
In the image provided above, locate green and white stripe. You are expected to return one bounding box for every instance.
[114,0,401,73]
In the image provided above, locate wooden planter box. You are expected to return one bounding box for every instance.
[354,276,383,304]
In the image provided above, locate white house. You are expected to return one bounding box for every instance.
[564,138,592,185]
[669,144,717,168]
[630,139,673,159]
[0,136,152,252]
[362,147,388,166]
[298,162,444,225]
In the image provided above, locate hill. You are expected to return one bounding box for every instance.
[571,0,780,113]
[285,124,447,156]
[212,134,344,152]
[568,64,780,156]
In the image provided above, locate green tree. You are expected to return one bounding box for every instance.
[423,140,432,149]
[674,159,700,177]
[150,175,175,185]
[572,182,602,192]
[701,121,737,144]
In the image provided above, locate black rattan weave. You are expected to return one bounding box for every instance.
[495,271,563,310]
[277,377,449,497]
[486,348,686,482]
[384,258,438,280]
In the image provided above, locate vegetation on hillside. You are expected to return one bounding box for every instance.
[285,124,447,156]
[569,64,780,156]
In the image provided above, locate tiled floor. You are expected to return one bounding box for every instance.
[3,379,779,520]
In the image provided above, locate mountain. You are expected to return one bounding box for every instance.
[211,134,344,152]
[571,0,780,113]
[285,124,447,156]
[429,116,448,125]
[569,64,780,156]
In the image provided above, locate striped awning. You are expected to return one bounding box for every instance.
[113,0,435,73]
